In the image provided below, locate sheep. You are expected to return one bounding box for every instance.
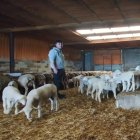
[134,67,140,89]
[8,80,18,89]
[86,77,98,97]
[86,78,118,102]
[2,81,26,115]
[18,84,58,121]
[100,74,112,81]
[78,76,96,94]
[35,74,46,87]
[135,65,140,71]
[18,74,36,96]
[69,74,83,87]
[112,71,135,92]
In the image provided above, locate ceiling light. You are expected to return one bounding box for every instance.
[76,28,111,34]
[86,36,102,40]
[117,34,132,38]
[133,33,140,37]
[76,29,92,34]
[92,28,111,33]
[129,26,140,31]
[111,27,129,32]
[102,35,117,39]
[76,25,140,42]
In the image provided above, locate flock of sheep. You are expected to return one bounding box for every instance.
[1,66,140,121]
[69,67,140,108]
[72,70,135,102]
[2,74,58,121]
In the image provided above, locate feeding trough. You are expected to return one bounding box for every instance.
[116,92,140,109]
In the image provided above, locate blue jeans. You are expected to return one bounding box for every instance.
[52,69,66,91]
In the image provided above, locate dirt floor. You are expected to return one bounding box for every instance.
[0,88,140,140]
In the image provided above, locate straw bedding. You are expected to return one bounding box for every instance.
[0,88,140,140]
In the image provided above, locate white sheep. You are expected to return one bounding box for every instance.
[18,84,58,121]
[18,74,36,96]
[86,78,117,102]
[100,74,112,81]
[78,76,95,94]
[2,81,26,115]
[8,80,18,89]
[112,71,135,92]
[69,74,83,87]
[135,65,140,71]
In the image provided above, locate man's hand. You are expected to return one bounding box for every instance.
[53,68,58,74]
[50,62,58,74]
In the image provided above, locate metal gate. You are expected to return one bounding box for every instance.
[122,48,140,71]
[84,51,93,71]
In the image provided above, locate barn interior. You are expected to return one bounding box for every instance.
[1,0,140,140]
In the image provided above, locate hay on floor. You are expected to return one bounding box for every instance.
[0,88,140,140]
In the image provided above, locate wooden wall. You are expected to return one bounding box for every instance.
[0,33,121,63]
[14,35,49,61]
[0,33,122,72]
[0,33,49,61]
[93,49,121,65]
[64,47,81,61]
[0,33,9,59]
[0,33,81,62]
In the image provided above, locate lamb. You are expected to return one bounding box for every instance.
[8,80,18,89]
[35,74,46,87]
[2,81,26,115]
[18,74,36,96]
[135,65,140,71]
[87,78,117,102]
[69,74,83,87]
[18,84,58,121]
[78,76,94,94]
[100,74,112,81]
[86,77,98,97]
[112,71,135,92]
[134,67,140,89]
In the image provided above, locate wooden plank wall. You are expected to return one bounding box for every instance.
[0,33,81,62]
[64,47,81,61]
[93,50,121,65]
[14,35,49,61]
[0,33,49,61]
[0,33,121,65]
[0,33,9,59]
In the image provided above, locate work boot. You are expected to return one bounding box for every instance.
[57,92,66,99]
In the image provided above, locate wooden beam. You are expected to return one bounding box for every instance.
[64,37,140,45]
[1,17,140,32]
[0,23,80,32]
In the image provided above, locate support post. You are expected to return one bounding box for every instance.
[9,32,15,73]
[81,50,85,71]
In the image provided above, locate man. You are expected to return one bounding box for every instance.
[48,40,66,99]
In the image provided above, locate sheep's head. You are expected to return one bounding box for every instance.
[18,106,33,121]
[8,81,18,88]
[19,96,27,105]
[27,79,35,88]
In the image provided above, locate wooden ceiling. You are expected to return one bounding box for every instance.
[0,0,140,49]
